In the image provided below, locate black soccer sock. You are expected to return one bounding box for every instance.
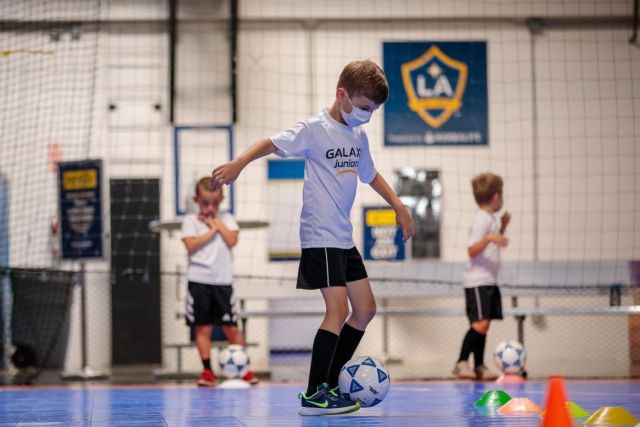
[327,323,365,388]
[202,358,212,371]
[306,329,339,396]
[458,328,483,363]
[457,328,474,362]
[473,332,487,368]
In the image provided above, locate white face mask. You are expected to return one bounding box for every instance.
[340,92,372,127]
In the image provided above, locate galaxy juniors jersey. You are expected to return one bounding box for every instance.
[270,109,376,249]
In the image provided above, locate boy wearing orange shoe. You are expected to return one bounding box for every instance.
[182,177,258,386]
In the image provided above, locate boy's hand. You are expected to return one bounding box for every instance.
[211,159,246,190]
[395,207,416,243]
[198,214,218,231]
[489,233,509,247]
[500,211,511,232]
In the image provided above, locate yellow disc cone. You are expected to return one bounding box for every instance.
[584,406,639,426]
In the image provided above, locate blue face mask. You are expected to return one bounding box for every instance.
[340,92,373,127]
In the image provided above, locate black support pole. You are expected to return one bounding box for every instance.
[631,0,639,43]
[230,0,238,123]
[169,0,177,124]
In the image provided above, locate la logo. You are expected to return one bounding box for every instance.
[401,45,468,128]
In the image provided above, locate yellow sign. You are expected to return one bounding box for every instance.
[63,169,97,191]
[365,209,396,227]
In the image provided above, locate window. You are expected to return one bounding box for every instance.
[395,168,441,258]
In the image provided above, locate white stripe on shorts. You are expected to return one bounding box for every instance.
[474,287,484,320]
[186,290,195,323]
[324,248,329,287]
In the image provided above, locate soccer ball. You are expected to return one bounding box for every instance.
[338,356,390,407]
[218,345,250,378]
[493,340,526,374]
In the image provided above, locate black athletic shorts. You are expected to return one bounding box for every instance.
[296,247,368,290]
[186,281,238,326]
[465,285,503,323]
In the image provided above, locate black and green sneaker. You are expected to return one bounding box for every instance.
[328,385,347,399]
[298,383,360,416]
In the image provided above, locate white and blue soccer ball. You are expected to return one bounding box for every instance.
[338,356,390,407]
[218,344,250,378]
[493,340,526,374]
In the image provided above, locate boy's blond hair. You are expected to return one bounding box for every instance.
[195,176,223,197]
[471,173,503,205]
[337,60,389,104]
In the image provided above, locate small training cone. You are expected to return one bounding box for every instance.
[584,406,639,426]
[540,376,574,427]
[474,389,512,407]
[565,402,590,418]
[217,379,251,389]
[540,401,590,420]
[498,397,542,415]
[496,373,526,384]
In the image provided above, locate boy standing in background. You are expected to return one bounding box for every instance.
[453,173,510,380]
[182,177,258,387]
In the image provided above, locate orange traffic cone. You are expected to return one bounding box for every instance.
[540,376,574,427]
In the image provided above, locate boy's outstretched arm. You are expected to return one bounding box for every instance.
[368,172,416,242]
[211,138,277,190]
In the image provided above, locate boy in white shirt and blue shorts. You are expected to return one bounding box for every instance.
[210,60,415,415]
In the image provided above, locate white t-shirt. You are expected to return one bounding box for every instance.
[270,109,377,249]
[181,213,239,285]
[463,209,500,288]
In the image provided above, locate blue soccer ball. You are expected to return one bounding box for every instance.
[493,340,526,374]
[218,345,250,378]
[338,356,390,407]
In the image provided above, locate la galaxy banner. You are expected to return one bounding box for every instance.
[383,41,488,146]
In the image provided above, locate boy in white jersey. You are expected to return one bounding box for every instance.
[181,177,258,387]
[211,60,415,415]
[453,173,511,380]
